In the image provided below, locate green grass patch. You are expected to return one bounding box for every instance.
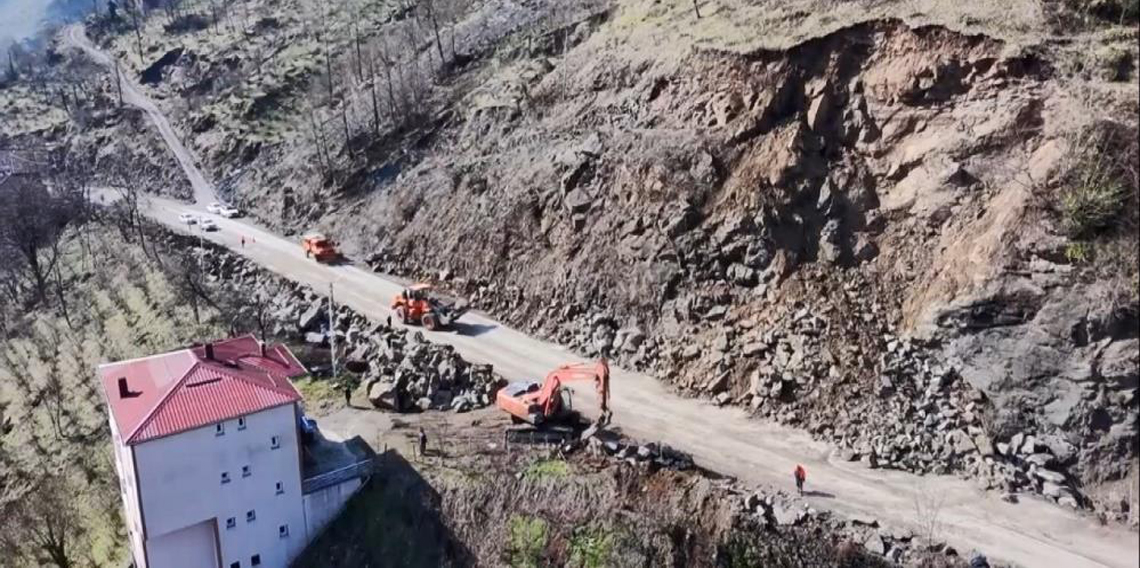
[293,375,346,412]
[507,515,548,568]
[1065,241,1095,263]
[523,458,571,480]
[568,524,616,568]
[1061,162,1130,239]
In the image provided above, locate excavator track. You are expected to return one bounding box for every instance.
[504,425,578,445]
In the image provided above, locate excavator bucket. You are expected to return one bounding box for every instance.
[579,410,612,441]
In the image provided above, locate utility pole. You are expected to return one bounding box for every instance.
[197,221,204,271]
[328,282,337,380]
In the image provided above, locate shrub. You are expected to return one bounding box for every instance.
[1065,241,1095,263]
[523,459,571,480]
[1059,121,1138,240]
[1061,172,1129,238]
[507,515,548,568]
[1093,46,1132,81]
[568,525,616,568]
[1066,0,1140,24]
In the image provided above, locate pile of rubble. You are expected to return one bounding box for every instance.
[376,253,1087,507]
[584,436,695,471]
[285,288,503,413]
[172,234,503,414]
[737,487,990,567]
[577,428,984,567]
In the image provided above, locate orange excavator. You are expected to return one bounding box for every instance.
[496,359,611,443]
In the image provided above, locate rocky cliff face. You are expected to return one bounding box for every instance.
[354,19,1137,518]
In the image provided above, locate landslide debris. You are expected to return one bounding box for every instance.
[166,231,504,413]
[360,19,1137,518]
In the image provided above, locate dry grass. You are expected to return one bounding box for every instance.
[608,0,1053,57]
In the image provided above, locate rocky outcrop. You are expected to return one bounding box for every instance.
[357,20,1135,519]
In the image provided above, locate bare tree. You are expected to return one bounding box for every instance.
[421,0,446,66]
[0,476,87,568]
[0,174,81,304]
[217,277,289,342]
[913,480,946,545]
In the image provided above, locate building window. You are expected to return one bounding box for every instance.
[215,423,225,436]
[221,472,231,484]
[251,555,261,567]
[229,563,240,568]
[270,435,280,449]
[242,465,251,478]
[275,481,284,495]
[246,510,256,523]
[225,517,236,529]
[278,524,289,538]
[237,417,247,430]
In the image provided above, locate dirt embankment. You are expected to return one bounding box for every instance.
[293,409,976,568]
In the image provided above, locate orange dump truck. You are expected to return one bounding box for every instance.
[302,233,341,263]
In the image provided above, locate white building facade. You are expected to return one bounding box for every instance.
[112,404,308,568]
[100,336,325,568]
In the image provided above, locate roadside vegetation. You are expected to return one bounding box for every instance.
[1058,119,1139,309]
[507,515,550,568]
[522,457,571,480]
[567,524,618,568]
[0,220,223,566]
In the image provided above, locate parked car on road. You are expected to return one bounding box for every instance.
[219,205,242,218]
[206,201,223,214]
[200,217,219,231]
[177,212,197,225]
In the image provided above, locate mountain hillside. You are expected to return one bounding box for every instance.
[72,0,1140,523]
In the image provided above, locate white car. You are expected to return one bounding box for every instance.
[219,206,242,218]
[199,217,219,231]
[206,202,223,214]
[178,212,197,225]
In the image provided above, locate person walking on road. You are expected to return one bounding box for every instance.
[240,236,246,248]
[794,464,807,496]
[343,383,352,408]
[418,427,428,459]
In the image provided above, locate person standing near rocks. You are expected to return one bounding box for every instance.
[343,382,352,408]
[418,427,428,459]
[794,464,807,495]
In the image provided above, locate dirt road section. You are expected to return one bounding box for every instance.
[122,191,1138,568]
[63,26,216,205]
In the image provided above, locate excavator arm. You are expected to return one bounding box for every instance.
[537,359,610,422]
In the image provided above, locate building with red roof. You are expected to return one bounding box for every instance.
[100,335,307,446]
[99,335,361,568]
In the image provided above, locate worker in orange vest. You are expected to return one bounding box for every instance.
[794,464,807,495]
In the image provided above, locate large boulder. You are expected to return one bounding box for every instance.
[368,379,400,410]
[298,302,325,332]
